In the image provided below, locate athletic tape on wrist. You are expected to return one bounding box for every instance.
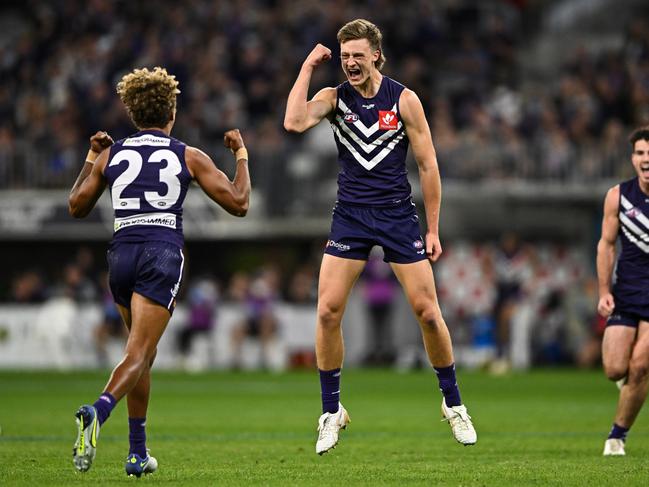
[233,147,248,161]
[85,149,99,164]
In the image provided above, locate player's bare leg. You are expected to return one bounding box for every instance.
[114,303,156,420]
[113,295,164,475]
[391,260,476,445]
[615,322,649,425]
[391,261,453,366]
[602,325,636,383]
[603,323,649,455]
[315,254,365,454]
[73,295,168,472]
[601,324,635,455]
[316,255,366,370]
[103,294,169,400]
[116,302,158,473]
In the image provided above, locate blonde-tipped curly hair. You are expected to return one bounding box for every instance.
[116,67,180,129]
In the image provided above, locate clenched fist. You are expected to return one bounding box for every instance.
[223,129,245,152]
[89,131,114,153]
[303,44,332,69]
[597,293,615,317]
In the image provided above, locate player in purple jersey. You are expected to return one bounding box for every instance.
[597,127,649,456]
[284,19,476,455]
[68,67,251,475]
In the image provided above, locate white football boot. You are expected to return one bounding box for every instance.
[315,403,350,455]
[441,399,477,445]
[603,438,626,456]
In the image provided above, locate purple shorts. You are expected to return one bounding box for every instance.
[324,199,427,264]
[107,241,185,314]
[606,309,649,328]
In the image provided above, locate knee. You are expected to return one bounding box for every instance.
[122,349,150,373]
[604,364,628,382]
[628,359,649,384]
[414,302,445,332]
[317,301,344,331]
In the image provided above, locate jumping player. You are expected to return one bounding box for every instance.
[597,126,649,456]
[284,19,477,454]
[69,67,251,475]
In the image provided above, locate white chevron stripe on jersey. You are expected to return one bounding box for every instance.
[621,224,649,253]
[620,213,649,243]
[338,99,398,138]
[620,194,633,210]
[334,116,404,154]
[621,195,649,233]
[332,124,406,171]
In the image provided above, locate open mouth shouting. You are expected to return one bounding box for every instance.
[347,67,362,83]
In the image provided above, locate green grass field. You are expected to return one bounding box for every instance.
[1,369,648,485]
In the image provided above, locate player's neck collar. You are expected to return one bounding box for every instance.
[353,74,384,100]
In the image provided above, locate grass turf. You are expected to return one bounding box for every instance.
[1,369,648,485]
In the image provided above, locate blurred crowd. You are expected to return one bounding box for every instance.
[6,238,604,369]
[435,234,604,370]
[0,1,648,211]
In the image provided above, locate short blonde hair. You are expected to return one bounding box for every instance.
[116,67,180,129]
[337,19,386,70]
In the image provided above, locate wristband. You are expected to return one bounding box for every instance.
[232,147,248,161]
[85,149,99,164]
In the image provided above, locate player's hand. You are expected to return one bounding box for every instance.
[597,293,615,317]
[426,232,442,262]
[304,44,332,69]
[89,131,114,153]
[223,129,245,152]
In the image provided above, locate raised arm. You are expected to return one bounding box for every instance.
[399,89,443,262]
[597,185,620,317]
[69,131,113,218]
[186,129,250,217]
[284,44,337,133]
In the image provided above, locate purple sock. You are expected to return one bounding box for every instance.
[129,417,147,457]
[319,368,341,414]
[93,391,117,425]
[608,423,629,441]
[434,363,462,407]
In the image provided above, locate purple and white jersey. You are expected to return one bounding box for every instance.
[615,177,649,300]
[103,129,192,248]
[331,76,411,206]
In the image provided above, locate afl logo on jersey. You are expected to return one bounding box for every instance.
[344,111,359,123]
[379,110,398,130]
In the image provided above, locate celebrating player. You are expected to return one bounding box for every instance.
[284,19,477,455]
[69,67,251,475]
[597,126,649,456]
